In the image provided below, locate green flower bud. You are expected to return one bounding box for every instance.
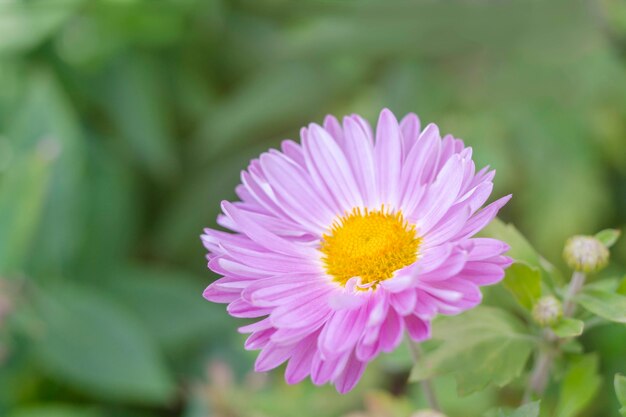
[563,235,609,273]
[532,296,563,327]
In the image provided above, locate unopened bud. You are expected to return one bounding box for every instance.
[532,296,562,327]
[563,235,609,273]
[411,411,447,417]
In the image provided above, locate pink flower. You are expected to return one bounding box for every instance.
[201,109,511,393]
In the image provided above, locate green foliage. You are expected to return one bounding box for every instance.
[0,0,85,55]
[617,276,626,296]
[554,355,601,417]
[481,220,542,268]
[481,219,562,289]
[616,374,626,417]
[502,262,542,310]
[0,149,53,274]
[551,318,584,338]
[33,284,175,404]
[7,405,102,417]
[487,401,540,417]
[410,307,535,396]
[104,264,231,353]
[575,287,626,324]
[595,229,621,248]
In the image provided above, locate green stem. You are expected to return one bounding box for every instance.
[408,338,441,412]
[523,271,586,403]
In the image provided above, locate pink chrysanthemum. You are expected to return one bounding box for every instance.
[201,109,512,393]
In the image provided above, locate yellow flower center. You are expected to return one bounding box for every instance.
[320,207,421,288]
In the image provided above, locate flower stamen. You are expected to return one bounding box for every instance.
[320,207,421,287]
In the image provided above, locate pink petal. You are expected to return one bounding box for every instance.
[285,334,318,384]
[454,195,512,240]
[342,116,377,207]
[255,343,295,372]
[399,123,440,214]
[405,315,431,342]
[413,155,465,230]
[334,353,367,394]
[259,152,335,232]
[319,306,368,357]
[221,201,316,258]
[390,289,417,316]
[270,289,333,329]
[375,108,403,207]
[311,350,350,385]
[304,123,363,210]
[399,112,421,156]
[378,308,404,352]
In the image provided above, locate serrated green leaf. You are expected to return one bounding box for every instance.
[595,228,621,248]
[555,355,601,417]
[410,307,534,395]
[488,401,541,417]
[552,318,584,338]
[503,262,542,310]
[616,374,626,417]
[575,288,626,323]
[34,284,175,404]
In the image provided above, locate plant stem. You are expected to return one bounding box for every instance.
[408,338,441,412]
[563,271,585,317]
[523,270,586,402]
[523,339,555,403]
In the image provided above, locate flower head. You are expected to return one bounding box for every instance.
[201,109,511,393]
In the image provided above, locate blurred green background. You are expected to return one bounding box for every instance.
[1,0,626,416]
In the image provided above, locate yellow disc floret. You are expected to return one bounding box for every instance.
[320,207,421,287]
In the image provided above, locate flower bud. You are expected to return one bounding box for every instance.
[563,235,609,273]
[411,411,447,417]
[532,296,562,327]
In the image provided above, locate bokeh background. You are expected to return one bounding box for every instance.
[1,0,626,416]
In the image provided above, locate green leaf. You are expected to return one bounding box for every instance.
[617,276,626,296]
[410,306,535,395]
[575,288,626,324]
[595,228,621,248]
[105,264,231,352]
[480,218,541,267]
[480,218,562,287]
[0,150,53,274]
[503,262,542,310]
[616,374,626,417]
[552,318,584,338]
[34,284,175,404]
[488,401,541,417]
[0,0,84,55]
[8,405,102,417]
[101,56,178,182]
[555,355,601,417]
[8,69,86,275]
